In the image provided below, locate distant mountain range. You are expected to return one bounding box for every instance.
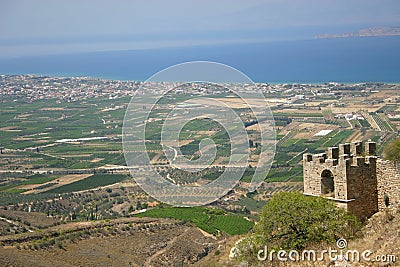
[316,26,400,39]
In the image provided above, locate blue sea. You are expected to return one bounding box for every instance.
[0,36,399,83]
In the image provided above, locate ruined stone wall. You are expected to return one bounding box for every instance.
[346,156,378,219]
[303,141,400,219]
[377,160,400,211]
[303,152,339,197]
[303,141,379,219]
[303,145,347,200]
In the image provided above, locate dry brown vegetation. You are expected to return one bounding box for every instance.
[0,217,220,266]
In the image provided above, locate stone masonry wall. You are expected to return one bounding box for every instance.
[377,160,400,211]
[346,157,378,220]
[303,141,381,219]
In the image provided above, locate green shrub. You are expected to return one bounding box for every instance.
[384,138,400,162]
[255,192,361,250]
[234,192,362,263]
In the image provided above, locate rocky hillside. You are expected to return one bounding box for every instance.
[0,209,398,266]
[196,208,400,266]
[0,217,219,266]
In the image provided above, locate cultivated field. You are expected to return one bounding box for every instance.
[0,78,400,266]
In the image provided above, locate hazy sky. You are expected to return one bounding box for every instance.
[1,0,399,58]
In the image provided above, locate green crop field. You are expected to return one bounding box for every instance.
[45,174,128,194]
[1,78,398,225]
[135,206,254,235]
[19,174,57,185]
[0,174,58,192]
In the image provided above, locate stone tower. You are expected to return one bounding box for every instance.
[303,141,378,220]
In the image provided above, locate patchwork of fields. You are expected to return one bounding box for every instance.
[1,78,400,244]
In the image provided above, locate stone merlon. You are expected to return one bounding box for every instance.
[303,141,399,220]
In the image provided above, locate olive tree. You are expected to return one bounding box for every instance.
[233,192,361,263]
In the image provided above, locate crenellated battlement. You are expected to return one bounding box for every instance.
[303,140,400,220]
[303,141,377,167]
[303,141,379,220]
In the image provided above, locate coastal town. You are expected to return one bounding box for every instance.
[0,75,399,265]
